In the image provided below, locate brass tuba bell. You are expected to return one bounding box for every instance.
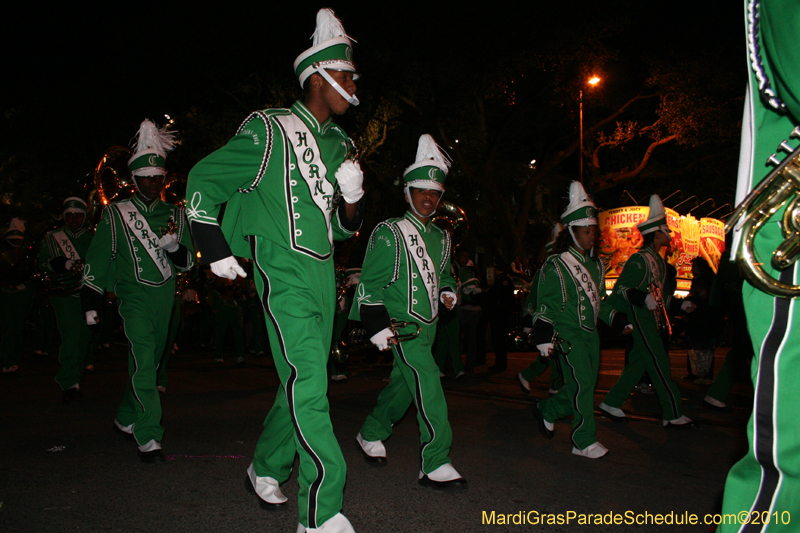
[431,201,469,248]
[94,146,134,207]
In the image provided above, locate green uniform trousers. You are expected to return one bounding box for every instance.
[602,308,683,420]
[116,284,175,446]
[538,329,600,451]
[521,354,564,392]
[360,325,454,475]
[249,236,345,530]
[52,294,92,390]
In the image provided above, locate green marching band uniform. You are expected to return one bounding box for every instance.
[81,120,194,460]
[599,194,693,427]
[352,134,468,491]
[518,224,564,395]
[185,9,364,532]
[719,2,800,529]
[37,197,93,397]
[530,182,621,459]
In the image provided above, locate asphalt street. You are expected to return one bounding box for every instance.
[1,344,753,532]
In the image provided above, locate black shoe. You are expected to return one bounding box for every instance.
[62,388,83,404]
[418,475,468,493]
[532,401,554,439]
[138,449,166,463]
[598,404,628,424]
[243,476,287,511]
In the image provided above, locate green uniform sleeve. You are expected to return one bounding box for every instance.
[349,223,397,336]
[531,259,562,344]
[168,207,196,272]
[762,1,800,118]
[82,208,117,296]
[186,114,273,264]
[36,234,58,273]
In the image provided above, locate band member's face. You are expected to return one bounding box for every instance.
[136,175,166,201]
[407,187,442,219]
[654,230,672,250]
[456,250,470,266]
[319,70,357,116]
[572,224,598,252]
[64,212,86,231]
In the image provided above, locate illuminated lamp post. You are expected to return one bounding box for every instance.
[580,76,601,184]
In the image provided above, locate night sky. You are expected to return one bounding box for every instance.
[2,1,745,239]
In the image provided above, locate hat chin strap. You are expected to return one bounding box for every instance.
[315,68,360,106]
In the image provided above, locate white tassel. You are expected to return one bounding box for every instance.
[132,119,177,157]
[415,134,452,171]
[311,8,355,45]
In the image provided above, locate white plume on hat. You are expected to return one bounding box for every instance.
[407,134,451,175]
[312,8,355,46]
[637,194,669,235]
[560,181,598,226]
[131,119,177,159]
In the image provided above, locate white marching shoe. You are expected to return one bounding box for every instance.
[355,433,387,465]
[296,513,355,533]
[245,463,288,510]
[418,463,468,492]
[572,442,609,459]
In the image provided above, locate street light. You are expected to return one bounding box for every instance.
[580,76,601,183]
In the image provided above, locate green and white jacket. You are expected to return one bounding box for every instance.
[81,196,194,297]
[350,212,456,336]
[532,247,616,343]
[186,100,363,264]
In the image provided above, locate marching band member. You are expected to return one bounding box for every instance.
[598,195,693,428]
[530,182,628,459]
[81,120,194,462]
[37,197,93,402]
[719,2,800,528]
[352,134,467,491]
[185,9,365,532]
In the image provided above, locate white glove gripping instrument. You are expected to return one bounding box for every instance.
[157,233,180,253]
[440,290,458,309]
[370,327,394,351]
[211,256,247,280]
[644,293,658,311]
[536,343,554,358]
[86,310,99,326]
[335,160,365,203]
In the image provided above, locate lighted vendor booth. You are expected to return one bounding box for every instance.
[598,206,725,295]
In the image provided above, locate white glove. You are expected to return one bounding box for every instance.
[644,294,658,311]
[623,324,634,334]
[370,327,394,351]
[536,343,554,357]
[335,160,365,203]
[158,233,180,253]
[440,291,457,309]
[65,259,75,271]
[523,327,532,334]
[86,310,98,325]
[681,300,696,313]
[211,256,247,280]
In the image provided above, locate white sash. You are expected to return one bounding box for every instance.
[115,202,171,283]
[641,249,663,290]
[51,230,80,261]
[560,251,600,319]
[396,219,438,321]
[277,114,336,251]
